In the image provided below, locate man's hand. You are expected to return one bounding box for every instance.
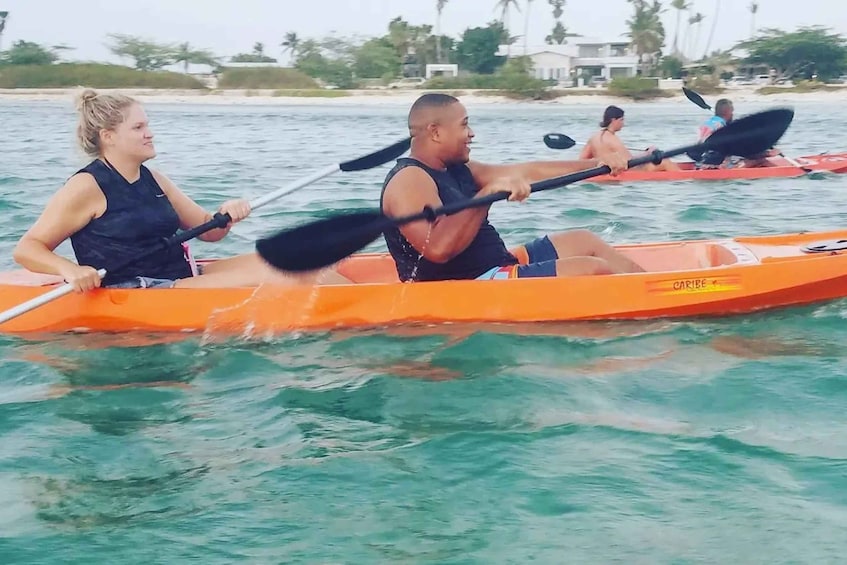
[479,175,532,202]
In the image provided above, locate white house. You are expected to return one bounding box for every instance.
[497,38,640,84]
[497,44,576,81]
[425,63,459,79]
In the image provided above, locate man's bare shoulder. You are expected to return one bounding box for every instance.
[383,165,437,212]
[385,165,436,194]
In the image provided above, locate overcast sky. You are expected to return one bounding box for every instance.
[1,0,843,66]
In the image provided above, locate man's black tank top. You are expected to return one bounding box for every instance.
[380,157,517,281]
[69,159,193,286]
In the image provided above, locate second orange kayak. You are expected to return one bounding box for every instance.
[587,152,847,182]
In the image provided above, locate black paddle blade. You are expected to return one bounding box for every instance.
[682,87,711,110]
[256,210,390,272]
[543,133,576,150]
[339,137,411,172]
[704,107,794,157]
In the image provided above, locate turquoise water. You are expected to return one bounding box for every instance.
[1,97,847,563]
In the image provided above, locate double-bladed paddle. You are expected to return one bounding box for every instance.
[682,86,811,172]
[0,137,411,326]
[255,107,794,273]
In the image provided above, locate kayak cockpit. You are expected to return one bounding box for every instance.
[1,237,815,290]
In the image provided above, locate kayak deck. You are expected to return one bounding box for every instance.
[3,229,847,334]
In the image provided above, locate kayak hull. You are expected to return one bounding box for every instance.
[4,229,847,335]
[588,153,847,182]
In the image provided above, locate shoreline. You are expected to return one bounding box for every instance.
[0,87,844,107]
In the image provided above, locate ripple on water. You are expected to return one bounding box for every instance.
[2,99,847,562]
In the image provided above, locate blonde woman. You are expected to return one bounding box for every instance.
[13,89,350,292]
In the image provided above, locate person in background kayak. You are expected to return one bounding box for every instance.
[579,105,680,171]
[12,89,350,292]
[695,98,779,169]
[380,93,646,283]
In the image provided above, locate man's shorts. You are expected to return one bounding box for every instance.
[697,149,727,168]
[476,236,559,280]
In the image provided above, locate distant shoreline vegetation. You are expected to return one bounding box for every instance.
[0,18,845,101]
[0,63,843,100]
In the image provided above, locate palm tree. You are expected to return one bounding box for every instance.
[436,0,448,63]
[687,12,705,59]
[0,11,8,51]
[702,0,720,58]
[523,0,533,56]
[626,0,666,75]
[494,0,521,56]
[173,42,217,73]
[670,0,689,57]
[549,0,564,19]
[748,1,758,38]
[281,31,300,64]
[174,42,194,73]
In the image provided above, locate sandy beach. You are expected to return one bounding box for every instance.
[0,86,844,107]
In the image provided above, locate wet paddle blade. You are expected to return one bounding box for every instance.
[704,107,794,157]
[256,210,390,272]
[682,86,711,110]
[339,137,411,172]
[543,133,576,150]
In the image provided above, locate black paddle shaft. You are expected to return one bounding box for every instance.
[102,212,232,276]
[404,147,677,225]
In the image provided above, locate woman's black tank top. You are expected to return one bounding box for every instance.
[69,159,193,286]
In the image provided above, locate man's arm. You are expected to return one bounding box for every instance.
[468,148,629,188]
[382,167,499,264]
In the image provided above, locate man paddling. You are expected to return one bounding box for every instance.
[379,93,646,283]
[696,98,779,169]
[580,105,680,172]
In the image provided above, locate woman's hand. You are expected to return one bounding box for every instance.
[218,199,252,224]
[59,264,102,293]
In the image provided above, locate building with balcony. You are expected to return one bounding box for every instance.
[496,38,640,85]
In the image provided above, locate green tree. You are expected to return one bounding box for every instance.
[230,42,277,63]
[494,0,521,56]
[659,54,683,77]
[281,32,300,63]
[0,11,8,51]
[456,21,508,74]
[523,0,533,54]
[748,1,758,38]
[106,34,175,71]
[735,26,847,81]
[544,0,578,45]
[172,42,218,73]
[702,0,720,57]
[0,40,59,65]
[436,0,449,63]
[670,0,689,56]
[294,38,355,88]
[686,12,705,58]
[354,37,401,78]
[626,0,666,74]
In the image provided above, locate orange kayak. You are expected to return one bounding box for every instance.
[3,228,847,335]
[588,152,847,182]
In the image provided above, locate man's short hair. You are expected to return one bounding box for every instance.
[408,93,459,133]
